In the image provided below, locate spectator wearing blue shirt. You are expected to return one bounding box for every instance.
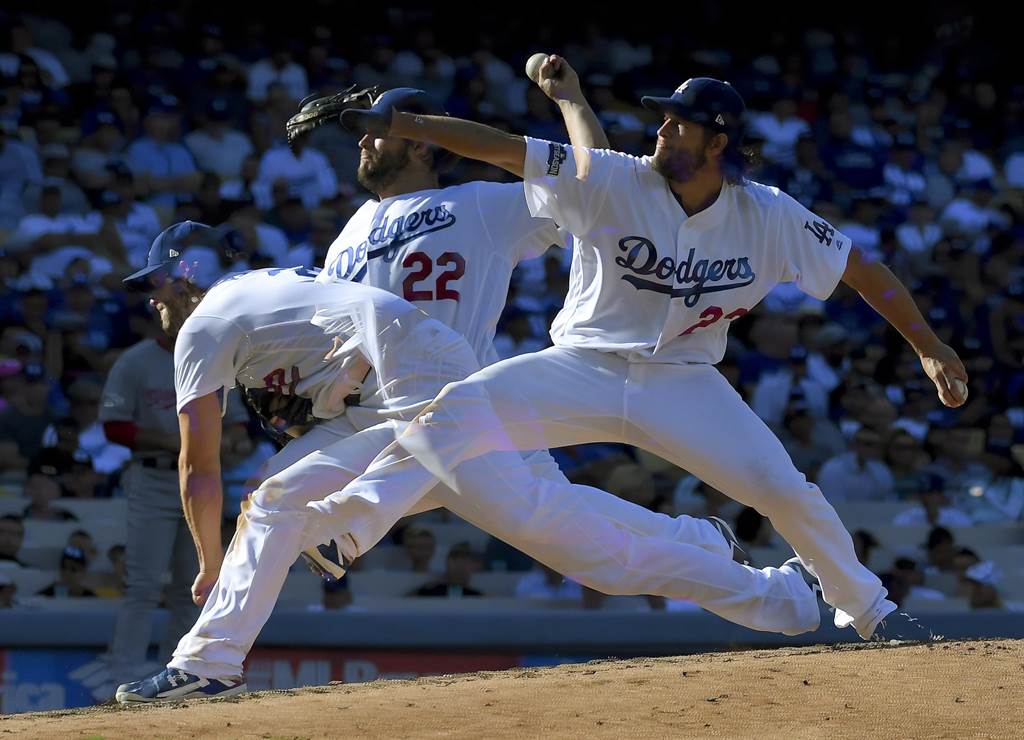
[126,96,201,213]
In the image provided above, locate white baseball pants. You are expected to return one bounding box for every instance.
[170,332,821,680]
[316,346,892,638]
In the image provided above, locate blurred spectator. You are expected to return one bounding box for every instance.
[57,378,131,474]
[0,19,69,88]
[941,179,1007,238]
[104,164,163,267]
[92,544,127,599]
[482,536,534,573]
[0,570,14,608]
[892,472,972,527]
[851,529,879,567]
[747,92,809,168]
[494,306,546,360]
[963,560,1003,609]
[817,427,895,501]
[71,111,127,190]
[401,526,438,573]
[819,109,884,197]
[0,362,55,462]
[22,461,76,520]
[604,462,669,514]
[891,557,946,601]
[884,429,933,499]
[778,406,845,478]
[733,506,774,549]
[883,134,927,208]
[126,96,201,211]
[67,529,98,567]
[247,42,308,103]
[184,98,254,180]
[411,542,484,597]
[515,562,583,600]
[751,346,830,427]
[22,144,90,215]
[924,526,957,573]
[896,199,942,260]
[927,426,992,503]
[255,137,337,210]
[37,546,96,597]
[322,574,353,610]
[0,119,43,228]
[0,514,26,566]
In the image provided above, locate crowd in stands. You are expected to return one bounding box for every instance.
[0,6,1022,617]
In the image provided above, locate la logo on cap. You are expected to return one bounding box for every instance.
[715,114,725,125]
[169,249,179,257]
[675,80,691,94]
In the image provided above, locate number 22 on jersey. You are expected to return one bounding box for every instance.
[402,251,465,302]
[679,306,748,336]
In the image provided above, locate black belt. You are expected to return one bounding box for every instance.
[138,457,176,470]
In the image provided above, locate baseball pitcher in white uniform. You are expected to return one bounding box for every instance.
[323,58,969,643]
[115,220,819,704]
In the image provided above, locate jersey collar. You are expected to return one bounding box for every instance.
[670,179,730,232]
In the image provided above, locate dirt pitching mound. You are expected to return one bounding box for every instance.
[2,640,1021,739]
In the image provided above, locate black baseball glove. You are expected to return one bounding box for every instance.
[241,387,317,446]
[286,84,379,150]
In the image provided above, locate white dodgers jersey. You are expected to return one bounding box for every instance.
[316,181,561,366]
[174,267,421,419]
[521,137,853,364]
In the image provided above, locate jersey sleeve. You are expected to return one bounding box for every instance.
[773,192,852,300]
[98,351,137,422]
[473,182,564,262]
[174,316,244,414]
[521,137,622,236]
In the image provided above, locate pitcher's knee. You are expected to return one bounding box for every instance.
[739,462,818,513]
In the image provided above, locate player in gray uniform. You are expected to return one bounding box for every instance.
[321,58,970,642]
[115,221,819,704]
[100,294,249,685]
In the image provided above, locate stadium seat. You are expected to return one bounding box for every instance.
[0,497,28,517]
[347,570,434,597]
[473,571,526,597]
[22,521,84,547]
[278,569,325,607]
[356,545,408,571]
[955,525,1024,549]
[901,595,970,613]
[51,498,128,525]
[833,501,920,528]
[5,567,55,596]
[18,545,64,570]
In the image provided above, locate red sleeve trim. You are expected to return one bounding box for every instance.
[103,421,139,448]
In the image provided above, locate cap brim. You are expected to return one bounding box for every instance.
[122,263,166,290]
[641,95,678,114]
[340,108,385,133]
[641,96,726,131]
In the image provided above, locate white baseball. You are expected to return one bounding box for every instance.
[525,53,550,83]
[952,378,968,402]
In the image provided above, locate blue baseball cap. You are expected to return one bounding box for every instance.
[340,87,448,133]
[122,220,222,291]
[642,77,746,140]
[341,87,458,171]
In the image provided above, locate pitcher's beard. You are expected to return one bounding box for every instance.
[357,145,412,193]
[651,147,706,183]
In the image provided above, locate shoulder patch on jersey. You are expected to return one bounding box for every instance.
[546,142,568,176]
[803,219,839,249]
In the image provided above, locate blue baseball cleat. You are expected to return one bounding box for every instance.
[115,667,246,705]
